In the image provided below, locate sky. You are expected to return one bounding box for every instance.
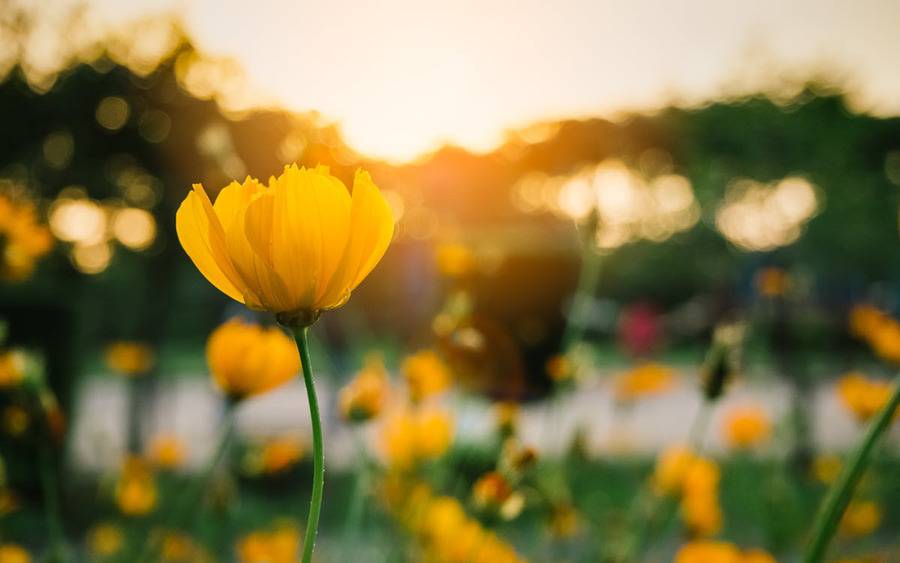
[88,0,900,162]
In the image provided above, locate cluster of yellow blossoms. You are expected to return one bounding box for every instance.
[849,305,900,364]
[675,540,775,563]
[402,349,452,403]
[653,445,722,536]
[380,407,454,469]
[723,405,771,449]
[0,193,53,282]
[614,362,675,402]
[386,480,525,563]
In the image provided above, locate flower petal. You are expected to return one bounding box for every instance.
[176,187,245,304]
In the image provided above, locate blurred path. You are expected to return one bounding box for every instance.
[69,371,899,471]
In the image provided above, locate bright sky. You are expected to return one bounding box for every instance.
[90,0,900,162]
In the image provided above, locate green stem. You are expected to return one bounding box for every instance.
[294,327,325,563]
[561,243,602,351]
[803,373,900,563]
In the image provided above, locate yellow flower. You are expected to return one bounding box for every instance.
[0,351,26,388]
[435,243,476,278]
[105,341,155,376]
[260,437,304,474]
[545,354,573,383]
[653,445,697,496]
[339,355,389,422]
[849,305,887,340]
[176,164,394,325]
[811,454,842,484]
[88,523,125,557]
[402,350,452,402]
[206,318,300,400]
[147,434,186,469]
[237,522,301,563]
[381,408,454,469]
[837,373,893,423]
[0,193,53,283]
[742,549,777,563]
[0,544,30,563]
[156,531,210,563]
[840,500,882,538]
[115,457,157,516]
[681,491,723,537]
[675,540,741,563]
[614,362,675,402]
[755,267,790,298]
[723,405,771,449]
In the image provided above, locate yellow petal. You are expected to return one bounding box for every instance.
[215,179,292,311]
[176,188,244,304]
[318,170,394,308]
[247,165,352,311]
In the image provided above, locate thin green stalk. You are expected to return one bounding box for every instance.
[136,406,235,563]
[804,373,900,563]
[294,327,325,563]
[561,243,602,352]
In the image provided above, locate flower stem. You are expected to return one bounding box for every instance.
[803,372,900,563]
[294,327,325,563]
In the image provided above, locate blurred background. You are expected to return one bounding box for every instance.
[0,0,899,561]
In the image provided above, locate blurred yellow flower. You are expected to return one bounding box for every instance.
[849,305,887,341]
[435,242,476,278]
[0,544,30,563]
[723,405,771,449]
[675,541,741,563]
[381,408,454,469]
[147,434,186,469]
[614,362,675,402]
[811,454,842,484]
[88,523,125,557]
[840,500,882,538]
[156,531,210,563]
[742,549,777,563]
[0,351,26,388]
[105,341,155,376]
[206,318,300,400]
[0,193,53,283]
[402,350,452,402]
[848,305,900,364]
[176,164,393,325]
[260,437,304,474]
[339,355,389,422]
[755,266,789,298]
[237,522,301,563]
[681,491,723,537]
[837,373,894,423]
[653,445,697,496]
[115,457,157,516]
[545,354,574,383]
